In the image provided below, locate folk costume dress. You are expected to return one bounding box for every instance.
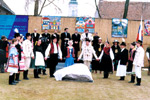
[64,47,75,67]
[18,42,26,71]
[33,45,45,69]
[7,45,19,73]
[45,42,62,77]
[99,47,114,78]
[127,48,136,73]
[78,45,98,70]
[116,48,128,80]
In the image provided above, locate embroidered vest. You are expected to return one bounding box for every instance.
[50,43,59,54]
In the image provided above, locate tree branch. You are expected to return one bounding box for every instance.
[95,0,101,18]
[38,0,47,15]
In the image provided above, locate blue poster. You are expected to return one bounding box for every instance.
[112,18,128,38]
[0,15,28,40]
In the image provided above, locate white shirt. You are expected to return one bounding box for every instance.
[34,33,37,37]
[146,52,149,59]
[45,43,62,59]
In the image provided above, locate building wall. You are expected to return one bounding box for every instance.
[28,16,150,67]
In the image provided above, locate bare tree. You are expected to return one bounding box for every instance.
[95,0,101,18]
[123,0,130,19]
[25,0,62,16]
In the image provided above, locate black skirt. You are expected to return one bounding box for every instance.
[127,60,133,72]
[100,54,113,72]
[47,54,58,68]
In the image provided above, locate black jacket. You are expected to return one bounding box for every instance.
[61,32,71,48]
[72,33,80,51]
[111,45,121,60]
[41,33,51,51]
[118,48,128,65]
[31,33,40,45]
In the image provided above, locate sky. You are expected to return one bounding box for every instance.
[3,0,150,17]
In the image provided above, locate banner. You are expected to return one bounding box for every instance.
[144,20,150,36]
[112,18,128,38]
[76,17,95,33]
[0,15,28,40]
[42,16,61,32]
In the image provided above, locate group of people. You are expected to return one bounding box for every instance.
[0,28,150,87]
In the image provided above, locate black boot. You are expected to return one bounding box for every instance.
[119,76,125,81]
[34,69,40,78]
[34,69,36,78]
[38,69,41,74]
[9,75,16,85]
[135,77,141,86]
[23,70,29,80]
[15,73,21,81]
[43,69,47,75]
[13,74,18,84]
[128,75,135,83]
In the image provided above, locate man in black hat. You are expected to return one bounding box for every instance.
[116,42,128,81]
[111,40,121,71]
[61,28,71,59]
[72,28,80,60]
[23,33,34,80]
[45,36,62,77]
[133,40,144,86]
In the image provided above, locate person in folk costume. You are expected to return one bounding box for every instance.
[31,29,41,46]
[92,37,104,73]
[81,29,93,49]
[146,45,150,75]
[23,33,34,80]
[61,28,71,59]
[51,30,59,43]
[32,38,45,78]
[17,35,26,79]
[78,39,98,70]
[127,42,136,73]
[99,40,114,79]
[128,42,136,83]
[14,33,22,82]
[64,40,75,67]
[133,40,144,86]
[72,28,81,60]
[40,29,50,75]
[7,38,19,85]
[116,40,128,81]
[0,36,9,73]
[45,36,62,77]
[111,40,121,71]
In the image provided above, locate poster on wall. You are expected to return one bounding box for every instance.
[144,20,150,36]
[0,15,28,40]
[112,18,128,38]
[42,16,61,32]
[76,17,95,33]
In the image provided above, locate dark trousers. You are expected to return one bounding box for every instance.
[104,71,109,78]
[0,64,4,73]
[74,50,78,60]
[114,60,118,71]
[48,54,58,77]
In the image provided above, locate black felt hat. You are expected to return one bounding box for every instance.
[131,42,136,46]
[85,38,90,42]
[120,42,126,46]
[136,40,143,45]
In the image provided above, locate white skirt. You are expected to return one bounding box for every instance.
[116,61,127,76]
[7,67,18,73]
[35,52,45,66]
